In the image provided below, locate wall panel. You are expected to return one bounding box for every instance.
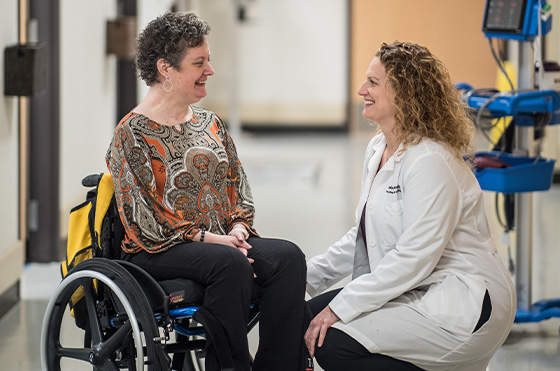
[350,0,497,131]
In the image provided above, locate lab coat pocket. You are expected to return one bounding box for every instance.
[381,199,403,246]
[419,275,483,335]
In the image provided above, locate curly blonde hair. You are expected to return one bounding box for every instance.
[375,41,475,160]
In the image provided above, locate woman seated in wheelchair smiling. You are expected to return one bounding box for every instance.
[106,12,308,371]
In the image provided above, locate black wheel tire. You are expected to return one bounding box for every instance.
[41,259,169,371]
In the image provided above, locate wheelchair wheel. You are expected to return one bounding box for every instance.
[41,259,170,370]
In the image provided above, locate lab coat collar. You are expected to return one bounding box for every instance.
[388,143,405,171]
[367,136,387,173]
[369,136,404,173]
[393,143,404,162]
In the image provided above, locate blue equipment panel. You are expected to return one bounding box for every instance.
[466,89,560,117]
[483,0,552,40]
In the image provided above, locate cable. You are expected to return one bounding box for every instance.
[493,193,515,274]
[535,0,544,90]
[474,90,516,144]
[489,38,515,91]
[532,111,552,162]
[494,192,506,229]
[461,87,513,146]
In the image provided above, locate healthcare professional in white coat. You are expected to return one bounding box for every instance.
[304,41,516,371]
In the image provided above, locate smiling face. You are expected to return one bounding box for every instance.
[357,57,397,131]
[168,39,214,104]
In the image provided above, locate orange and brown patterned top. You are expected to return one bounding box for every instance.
[106,106,257,254]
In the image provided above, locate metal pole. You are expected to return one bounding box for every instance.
[18,0,28,245]
[514,41,534,312]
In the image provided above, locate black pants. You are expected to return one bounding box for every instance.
[308,288,492,371]
[122,237,307,371]
[307,289,423,371]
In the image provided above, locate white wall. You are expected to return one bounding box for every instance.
[58,1,184,237]
[58,0,118,236]
[138,0,349,128]
[136,0,175,102]
[0,0,24,296]
[197,0,348,127]
[58,0,186,238]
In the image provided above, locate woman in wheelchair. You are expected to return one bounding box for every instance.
[105,12,308,371]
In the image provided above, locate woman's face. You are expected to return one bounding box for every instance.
[357,57,396,130]
[170,39,214,103]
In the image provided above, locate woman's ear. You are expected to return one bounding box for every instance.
[156,58,170,78]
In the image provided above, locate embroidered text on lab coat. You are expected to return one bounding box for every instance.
[386,185,401,194]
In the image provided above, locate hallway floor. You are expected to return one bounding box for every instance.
[1,131,560,370]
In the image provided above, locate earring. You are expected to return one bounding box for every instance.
[163,76,173,93]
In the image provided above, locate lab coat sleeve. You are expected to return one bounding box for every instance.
[306,226,357,297]
[330,152,464,323]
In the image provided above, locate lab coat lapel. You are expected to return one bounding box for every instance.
[355,137,385,220]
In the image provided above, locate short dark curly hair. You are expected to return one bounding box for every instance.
[134,12,210,86]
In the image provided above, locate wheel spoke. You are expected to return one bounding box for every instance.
[57,346,92,362]
[44,268,155,371]
[82,278,104,344]
[103,359,121,371]
[95,359,120,371]
[98,320,132,358]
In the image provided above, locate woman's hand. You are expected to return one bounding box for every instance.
[203,232,254,265]
[229,228,248,242]
[304,305,340,358]
[228,227,252,258]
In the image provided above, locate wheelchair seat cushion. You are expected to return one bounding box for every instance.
[117,260,206,311]
[158,278,206,308]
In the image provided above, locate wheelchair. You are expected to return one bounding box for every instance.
[40,174,260,371]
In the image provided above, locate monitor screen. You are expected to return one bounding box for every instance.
[483,0,528,34]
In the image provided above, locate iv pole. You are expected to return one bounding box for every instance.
[513,40,534,312]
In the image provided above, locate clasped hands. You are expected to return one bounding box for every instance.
[201,228,255,270]
[227,228,253,263]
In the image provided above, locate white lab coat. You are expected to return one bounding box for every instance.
[307,134,516,371]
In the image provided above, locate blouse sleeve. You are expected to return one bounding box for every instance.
[216,116,258,237]
[106,121,199,253]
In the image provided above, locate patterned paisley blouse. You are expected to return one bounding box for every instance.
[106,106,257,254]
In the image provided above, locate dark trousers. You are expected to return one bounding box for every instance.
[123,237,307,371]
[307,289,423,371]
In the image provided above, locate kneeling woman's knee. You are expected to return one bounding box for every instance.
[313,328,356,371]
[314,336,340,371]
